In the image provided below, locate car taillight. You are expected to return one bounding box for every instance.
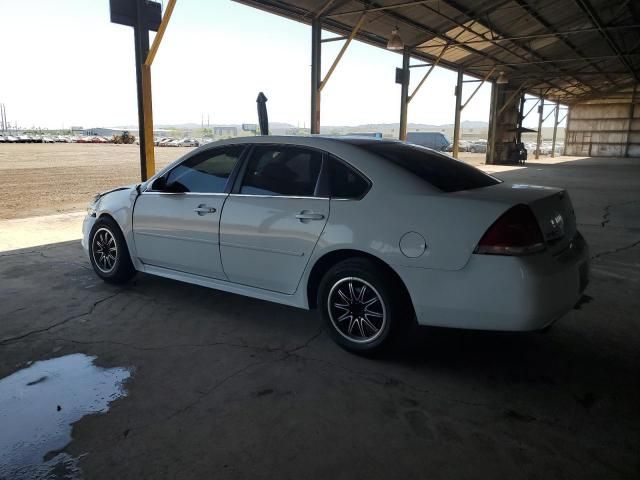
[474,204,546,256]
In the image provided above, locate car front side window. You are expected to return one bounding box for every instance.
[239,146,322,197]
[163,146,244,193]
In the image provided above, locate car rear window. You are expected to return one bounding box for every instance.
[351,141,501,192]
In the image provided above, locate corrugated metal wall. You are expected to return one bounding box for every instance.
[565,88,639,157]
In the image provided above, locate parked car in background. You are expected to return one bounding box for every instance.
[443,140,471,153]
[158,138,175,147]
[539,143,553,155]
[468,140,488,153]
[175,138,199,147]
[83,136,589,354]
[406,132,451,151]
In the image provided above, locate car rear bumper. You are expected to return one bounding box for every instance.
[397,232,589,331]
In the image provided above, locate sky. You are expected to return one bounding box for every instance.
[0,0,564,130]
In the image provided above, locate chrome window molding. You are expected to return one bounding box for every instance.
[228,194,329,200]
[141,191,229,196]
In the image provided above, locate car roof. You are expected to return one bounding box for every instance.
[199,134,402,149]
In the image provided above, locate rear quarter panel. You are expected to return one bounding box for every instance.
[315,189,509,271]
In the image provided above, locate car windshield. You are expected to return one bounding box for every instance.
[346,140,501,193]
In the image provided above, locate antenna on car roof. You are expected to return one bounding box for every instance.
[256,92,269,136]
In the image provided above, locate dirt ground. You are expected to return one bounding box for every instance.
[0,144,191,220]
[0,143,489,220]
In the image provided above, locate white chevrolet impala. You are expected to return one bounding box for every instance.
[83,136,589,353]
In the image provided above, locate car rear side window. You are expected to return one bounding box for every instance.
[239,146,322,197]
[328,156,370,199]
[165,146,244,193]
[355,142,500,192]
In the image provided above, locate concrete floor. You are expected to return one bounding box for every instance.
[0,156,638,479]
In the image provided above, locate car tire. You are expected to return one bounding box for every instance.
[469,147,476,153]
[318,258,410,355]
[89,216,136,284]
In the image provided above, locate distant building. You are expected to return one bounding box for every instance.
[82,127,122,137]
[79,127,172,138]
[213,126,238,137]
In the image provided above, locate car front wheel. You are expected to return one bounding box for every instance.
[89,217,136,284]
[318,258,408,355]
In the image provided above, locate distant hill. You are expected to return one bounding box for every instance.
[112,120,488,133]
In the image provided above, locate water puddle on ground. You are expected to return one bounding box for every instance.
[0,353,131,479]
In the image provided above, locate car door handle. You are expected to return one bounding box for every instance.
[295,212,325,221]
[194,206,217,215]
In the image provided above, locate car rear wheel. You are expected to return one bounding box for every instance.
[89,217,136,284]
[318,258,408,355]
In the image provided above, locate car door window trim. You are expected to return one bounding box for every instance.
[232,144,326,198]
[319,154,372,200]
[228,194,329,200]
[141,191,229,197]
[145,145,248,194]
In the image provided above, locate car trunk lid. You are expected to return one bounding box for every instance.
[451,183,577,255]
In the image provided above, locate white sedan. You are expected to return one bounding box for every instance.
[83,136,589,354]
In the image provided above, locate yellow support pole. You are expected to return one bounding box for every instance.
[142,64,155,179]
[408,43,450,103]
[145,0,177,67]
[319,12,366,91]
[461,67,495,110]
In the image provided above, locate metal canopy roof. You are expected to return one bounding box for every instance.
[233,0,640,103]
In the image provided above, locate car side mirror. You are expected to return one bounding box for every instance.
[151,176,167,191]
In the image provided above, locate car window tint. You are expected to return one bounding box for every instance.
[328,156,369,199]
[166,146,243,193]
[350,141,501,193]
[240,147,322,196]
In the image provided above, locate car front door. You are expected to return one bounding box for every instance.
[133,145,245,279]
[219,145,328,294]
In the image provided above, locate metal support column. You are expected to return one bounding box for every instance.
[134,0,152,181]
[535,98,544,159]
[517,94,525,144]
[625,83,637,157]
[564,106,572,155]
[399,47,410,141]
[452,70,463,159]
[311,18,322,135]
[551,101,560,157]
[486,82,499,165]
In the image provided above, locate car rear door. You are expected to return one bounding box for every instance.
[133,145,245,279]
[219,145,328,294]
